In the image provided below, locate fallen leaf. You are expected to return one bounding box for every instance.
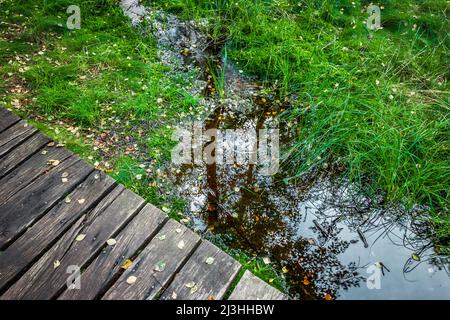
[75,234,86,241]
[47,159,60,166]
[158,235,166,241]
[185,281,196,288]
[61,178,68,183]
[177,240,185,249]
[61,172,69,178]
[282,266,288,273]
[154,261,166,272]
[126,276,137,284]
[121,259,133,270]
[65,197,71,204]
[171,292,177,299]
[175,228,182,233]
[262,257,271,265]
[303,276,310,286]
[269,278,274,284]
[207,295,215,300]
[135,174,142,180]
[78,199,85,204]
[53,260,61,269]
[47,142,55,147]
[411,253,420,261]
[205,257,215,265]
[324,293,332,301]
[106,238,117,246]
[41,150,48,155]
[190,285,199,294]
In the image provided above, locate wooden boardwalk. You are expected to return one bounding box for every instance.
[0,107,286,300]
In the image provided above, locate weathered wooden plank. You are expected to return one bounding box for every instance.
[0,133,50,179]
[0,145,72,204]
[0,157,93,249]
[102,220,201,300]
[228,270,287,300]
[0,187,145,300]
[0,108,20,133]
[58,204,168,300]
[161,240,241,300]
[0,171,116,293]
[0,121,37,158]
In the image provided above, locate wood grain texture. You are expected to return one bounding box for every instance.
[0,108,20,133]
[0,144,73,204]
[0,171,115,293]
[102,219,201,300]
[0,133,50,179]
[0,187,146,300]
[0,121,37,158]
[0,157,93,249]
[59,204,168,300]
[228,270,287,300]
[160,240,241,300]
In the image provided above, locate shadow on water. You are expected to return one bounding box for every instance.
[120,1,450,300]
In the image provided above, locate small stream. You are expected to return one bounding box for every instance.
[121,1,450,300]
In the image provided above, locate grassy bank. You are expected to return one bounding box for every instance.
[153,0,449,252]
[0,0,286,292]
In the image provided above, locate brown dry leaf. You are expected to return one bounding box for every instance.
[324,293,332,301]
[47,142,55,147]
[207,295,215,300]
[303,276,310,286]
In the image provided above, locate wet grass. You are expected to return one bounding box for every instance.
[152,0,449,254]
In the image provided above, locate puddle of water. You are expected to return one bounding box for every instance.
[120,1,450,300]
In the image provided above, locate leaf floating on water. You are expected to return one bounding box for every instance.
[185,281,196,288]
[121,259,133,270]
[171,292,177,299]
[53,260,61,269]
[154,261,166,272]
[126,276,137,285]
[158,235,166,241]
[262,257,271,265]
[177,240,185,249]
[75,234,86,241]
[411,253,421,261]
[205,257,215,265]
[106,238,117,246]
[190,285,199,294]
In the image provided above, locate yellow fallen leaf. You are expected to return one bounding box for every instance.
[282,266,288,273]
[47,159,60,166]
[121,259,133,270]
[75,234,86,241]
[106,238,117,246]
[126,276,137,284]
[205,257,215,265]
[324,293,332,301]
[53,260,61,269]
[177,240,185,249]
[185,281,196,288]
[190,285,199,294]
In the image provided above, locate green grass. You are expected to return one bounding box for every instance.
[151,0,450,253]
